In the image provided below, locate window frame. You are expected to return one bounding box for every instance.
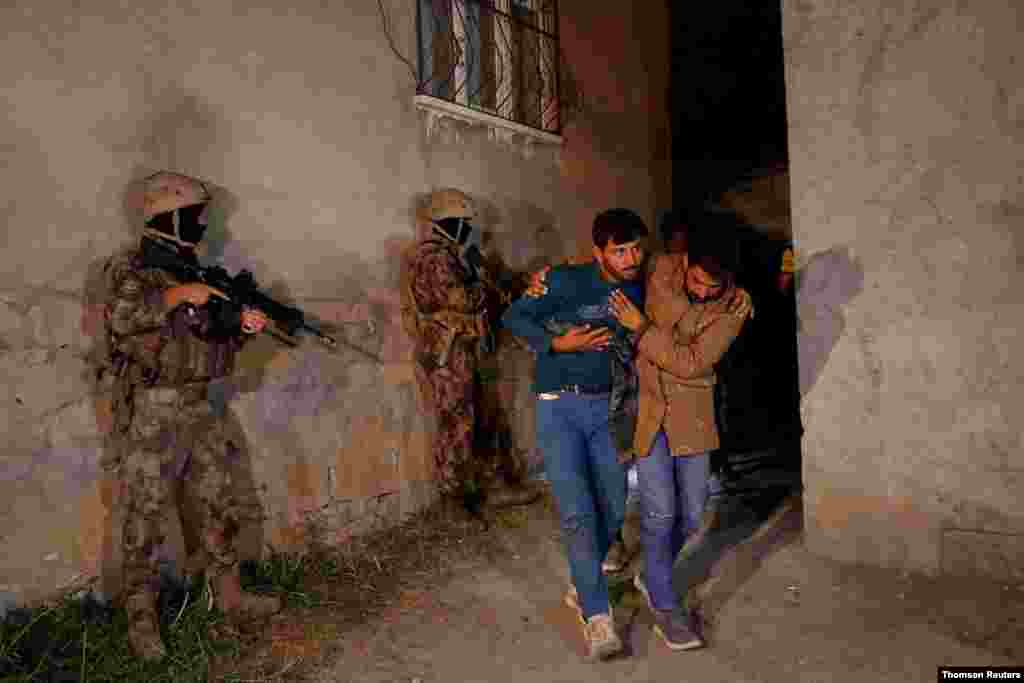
[415,0,564,140]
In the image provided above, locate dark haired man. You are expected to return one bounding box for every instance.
[501,208,647,660]
[659,209,694,255]
[608,225,751,652]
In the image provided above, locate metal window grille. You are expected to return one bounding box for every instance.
[417,0,562,135]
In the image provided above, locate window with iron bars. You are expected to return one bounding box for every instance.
[417,0,562,136]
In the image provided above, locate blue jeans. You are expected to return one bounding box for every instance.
[536,393,627,619]
[635,430,710,610]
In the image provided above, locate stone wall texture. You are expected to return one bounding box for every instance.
[0,0,671,606]
[783,0,1024,578]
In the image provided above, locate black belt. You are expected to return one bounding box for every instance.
[553,383,611,395]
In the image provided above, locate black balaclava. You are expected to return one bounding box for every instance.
[146,202,209,246]
[433,217,484,277]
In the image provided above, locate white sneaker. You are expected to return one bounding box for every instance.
[564,584,584,624]
[601,537,635,573]
[583,613,623,661]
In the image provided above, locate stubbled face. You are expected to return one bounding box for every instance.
[594,238,645,283]
[685,264,725,304]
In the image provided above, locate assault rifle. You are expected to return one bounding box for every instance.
[139,236,341,348]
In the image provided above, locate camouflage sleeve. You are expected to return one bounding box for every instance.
[412,248,486,314]
[106,261,171,337]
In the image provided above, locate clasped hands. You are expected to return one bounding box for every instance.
[164,283,268,335]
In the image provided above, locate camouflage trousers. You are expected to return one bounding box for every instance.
[415,341,522,497]
[415,341,478,497]
[112,384,245,599]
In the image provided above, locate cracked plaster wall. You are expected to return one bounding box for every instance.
[782,0,1024,578]
[0,0,671,606]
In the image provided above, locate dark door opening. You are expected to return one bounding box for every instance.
[669,0,801,506]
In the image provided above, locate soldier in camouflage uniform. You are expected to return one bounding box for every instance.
[401,189,540,513]
[102,171,280,661]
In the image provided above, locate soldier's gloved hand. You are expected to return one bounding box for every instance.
[164,283,227,309]
[525,265,551,298]
[241,308,269,335]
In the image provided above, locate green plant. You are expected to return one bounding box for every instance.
[0,581,240,682]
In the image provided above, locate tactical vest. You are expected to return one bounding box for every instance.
[400,240,493,366]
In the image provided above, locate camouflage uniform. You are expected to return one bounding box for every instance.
[403,188,540,510]
[406,239,489,497]
[102,244,278,659]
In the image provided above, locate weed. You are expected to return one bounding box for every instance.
[0,579,239,682]
[241,553,322,609]
[0,493,525,682]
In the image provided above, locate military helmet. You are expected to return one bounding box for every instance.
[426,188,477,246]
[141,171,212,246]
[428,188,476,222]
[142,171,210,222]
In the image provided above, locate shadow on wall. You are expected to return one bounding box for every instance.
[137,86,235,181]
[484,199,567,278]
[796,245,865,398]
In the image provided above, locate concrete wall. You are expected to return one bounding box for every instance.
[783,0,1024,579]
[0,0,671,605]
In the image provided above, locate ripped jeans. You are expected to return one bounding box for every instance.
[636,430,710,610]
[536,392,627,619]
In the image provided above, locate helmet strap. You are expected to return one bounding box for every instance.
[172,208,182,242]
[433,217,472,246]
[456,218,471,246]
[143,225,198,250]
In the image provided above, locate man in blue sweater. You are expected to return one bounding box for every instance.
[501,208,647,660]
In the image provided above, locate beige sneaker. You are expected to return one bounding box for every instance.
[583,613,623,661]
[601,536,635,574]
[564,584,584,624]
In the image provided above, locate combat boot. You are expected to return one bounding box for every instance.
[212,564,282,623]
[125,591,167,661]
[485,481,543,508]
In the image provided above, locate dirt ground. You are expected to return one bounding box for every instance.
[240,491,1021,683]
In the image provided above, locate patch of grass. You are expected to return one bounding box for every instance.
[492,508,529,529]
[0,496,523,683]
[0,580,238,683]
[241,553,323,609]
